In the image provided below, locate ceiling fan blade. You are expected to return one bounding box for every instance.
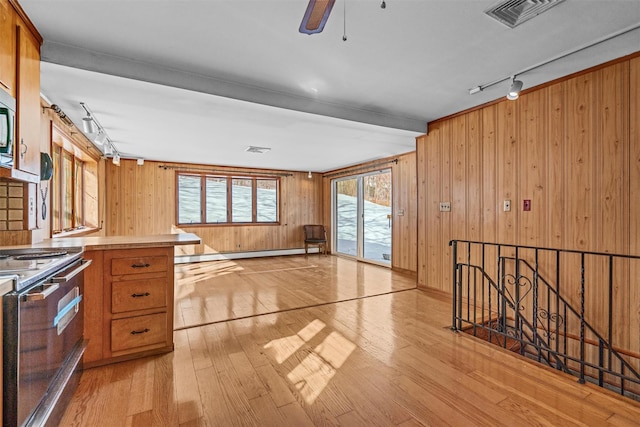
[299,0,336,35]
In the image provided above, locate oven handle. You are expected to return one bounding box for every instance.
[25,283,60,301]
[51,259,92,283]
[54,294,83,327]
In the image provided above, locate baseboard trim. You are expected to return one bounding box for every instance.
[175,248,321,264]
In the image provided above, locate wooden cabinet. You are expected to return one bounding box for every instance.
[83,247,175,367]
[0,0,41,184]
[14,15,40,176]
[0,0,15,96]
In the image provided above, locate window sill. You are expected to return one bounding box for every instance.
[53,227,101,239]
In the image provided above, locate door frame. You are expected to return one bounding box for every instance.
[331,169,392,267]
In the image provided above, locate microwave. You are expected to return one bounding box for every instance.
[0,89,16,169]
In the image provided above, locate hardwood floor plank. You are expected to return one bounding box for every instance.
[228,350,268,400]
[277,402,316,427]
[246,394,287,427]
[174,330,203,424]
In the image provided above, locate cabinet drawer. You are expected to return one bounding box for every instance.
[111,312,167,353]
[112,279,167,314]
[111,255,168,276]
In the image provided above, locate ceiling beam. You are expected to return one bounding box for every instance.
[41,41,427,134]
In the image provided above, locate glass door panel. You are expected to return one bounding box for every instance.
[363,172,391,265]
[335,178,357,256]
[333,170,391,266]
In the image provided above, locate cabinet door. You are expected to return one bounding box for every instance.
[0,0,15,96]
[15,18,40,175]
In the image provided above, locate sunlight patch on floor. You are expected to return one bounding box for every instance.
[286,330,356,404]
[264,319,356,404]
[264,319,326,364]
[175,260,244,287]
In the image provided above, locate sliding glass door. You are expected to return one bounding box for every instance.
[333,170,391,265]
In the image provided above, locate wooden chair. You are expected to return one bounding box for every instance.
[303,224,327,255]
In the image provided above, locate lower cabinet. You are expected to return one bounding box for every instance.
[83,246,175,367]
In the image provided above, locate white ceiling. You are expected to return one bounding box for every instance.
[19,0,640,172]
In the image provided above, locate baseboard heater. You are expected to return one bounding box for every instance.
[175,247,321,264]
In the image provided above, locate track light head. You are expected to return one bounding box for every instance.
[507,77,523,100]
[82,115,97,133]
[94,132,107,145]
[380,0,386,9]
[112,155,120,166]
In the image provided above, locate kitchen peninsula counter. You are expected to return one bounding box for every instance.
[35,233,201,368]
[35,233,201,251]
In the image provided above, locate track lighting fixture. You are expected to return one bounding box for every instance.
[507,76,523,100]
[94,131,107,145]
[308,171,312,179]
[80,102,121,159]
[112,154,120,166]
[469,22,640,101]
[82,114,97,134]
[380,0,386,9]
[137,158,144,166]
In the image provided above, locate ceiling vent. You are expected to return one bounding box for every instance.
[485,0,566,28]
[245,146,271,154]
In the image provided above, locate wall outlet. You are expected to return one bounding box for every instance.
[503,200,511,212]
[439,202,451,212]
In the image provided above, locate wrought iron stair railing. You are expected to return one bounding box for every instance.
[450,240,640,399]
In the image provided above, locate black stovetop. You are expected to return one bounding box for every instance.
[0,247,83,291]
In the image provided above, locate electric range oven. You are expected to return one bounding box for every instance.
[1,247,91,427]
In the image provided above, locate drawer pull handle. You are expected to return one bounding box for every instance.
[131,263,151,268]
[130,328,150,335]
[131,292,151,298]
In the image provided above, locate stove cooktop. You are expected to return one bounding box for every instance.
[0,247,83,291]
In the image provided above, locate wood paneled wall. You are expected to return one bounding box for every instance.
[104,160,323,254]
[417,52,640,291]
[322,151,417,273]
[417,53,640,355]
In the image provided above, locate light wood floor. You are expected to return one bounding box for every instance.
[173,255,416,329]
[59,256,640,426]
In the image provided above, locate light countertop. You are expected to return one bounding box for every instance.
[34,233,201,251]
[0,275,17,295]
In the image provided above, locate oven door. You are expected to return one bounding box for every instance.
[3,258,90,427]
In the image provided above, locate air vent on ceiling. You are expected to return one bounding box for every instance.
[245,146,271,154]
[485,0,566,28]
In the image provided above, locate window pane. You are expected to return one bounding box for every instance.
[256,179,277,222]
[232,178,252,222]
[52,148,60,232]
[75,160,84,227]
[206,177,227,223]
[63,152,73,230]
[178,175,201,224]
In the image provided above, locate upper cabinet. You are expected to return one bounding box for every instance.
[0,0,41,183]
[15,16,40,176]
[0,0,15,97]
